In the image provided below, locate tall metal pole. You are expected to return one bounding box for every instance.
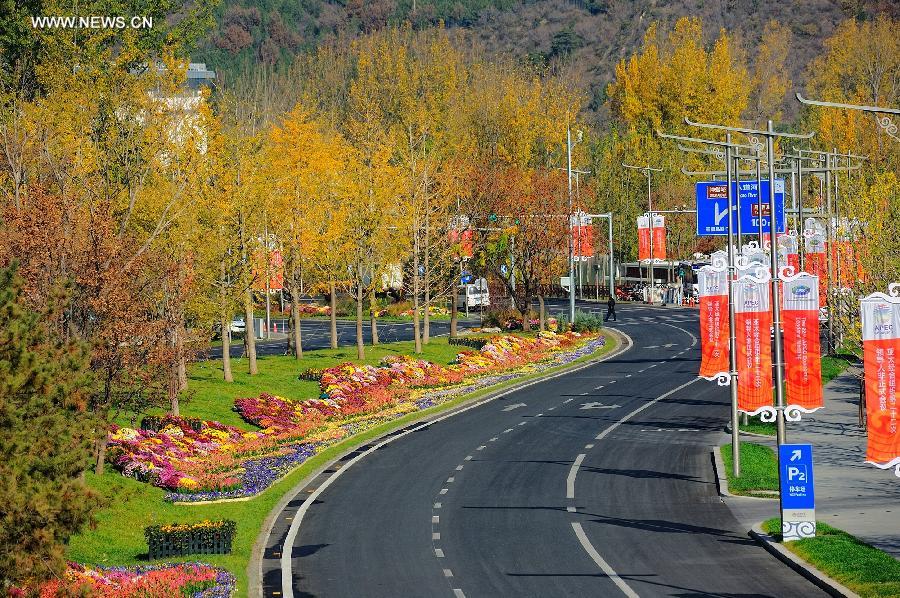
[725,134,741,476]
[647,170,654,293]
[607,213,614,298]
[768,121,787,446]
[756,149,764,245]
[734,156,743,245]
[567,125,575,322]
[825,150,834,355]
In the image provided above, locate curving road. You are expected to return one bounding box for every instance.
[261,303,826,597]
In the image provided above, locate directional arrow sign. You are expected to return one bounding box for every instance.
[714,202,730,226]
[790,449,803,462]
[502,403,527,412]
[580,402,620,410]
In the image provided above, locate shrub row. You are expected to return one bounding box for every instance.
[299,368,324,381]
[448,337,489,349]
[140,415,203,433]
[145,520,236,560]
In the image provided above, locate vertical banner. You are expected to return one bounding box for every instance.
[783,275,823,411]
[804,232,827,307]
[860,294,900,475]
[252,250,284,291]
[450,229,474,259]
[575,225,595,258]
[777,233,800,274]
[734,278,773,413]
[637,215,650,261]
[651,214,666,260]
[698,267,730,379]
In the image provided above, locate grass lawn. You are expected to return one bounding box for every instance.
[71,332,615,597]
[738,354,856,437]
[762,519,900,597]
[720,442,779,496]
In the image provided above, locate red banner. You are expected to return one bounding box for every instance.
[637,216,650,261]
[783,275,823,411]
[450,229,473,259]
[777,233,800,274]
[698,267,730,379]
[252,250,283,291]
[861,296,900,472]
[651,214,666,260]
[734,278,773,413]
[804,232,827,307]
[574,224,594,258]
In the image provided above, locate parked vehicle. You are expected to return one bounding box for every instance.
[230,317,246,334]
[457,278,490,309]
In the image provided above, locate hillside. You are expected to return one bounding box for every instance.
[195,0,899,120]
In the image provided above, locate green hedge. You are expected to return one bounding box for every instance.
[145,520,236,560]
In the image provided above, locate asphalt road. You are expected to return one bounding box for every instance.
[207,318,470,359]
[261,303,827,598]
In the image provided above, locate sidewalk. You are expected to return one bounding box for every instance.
[786,365,900,558]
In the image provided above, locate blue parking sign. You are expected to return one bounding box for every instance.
[779,444,815,510]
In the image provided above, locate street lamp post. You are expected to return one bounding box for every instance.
[622,163,663,302]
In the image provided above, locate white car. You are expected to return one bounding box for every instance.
[230,318,246,334]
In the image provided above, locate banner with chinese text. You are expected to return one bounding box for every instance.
[734,278,773,413]
[637,215,650,262]
[861,294,900,475]
[698,267,730,379]
[783,275,823,411]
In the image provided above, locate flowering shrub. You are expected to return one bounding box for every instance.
[296,303,330,316]
[37,562,234,598]
[107,331,597,501]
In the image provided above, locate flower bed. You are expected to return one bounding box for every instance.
[107,332,600,502]
[145,520,236,559]
[36,562,235,597]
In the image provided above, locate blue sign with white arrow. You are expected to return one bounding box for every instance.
[695,180,785,236]
[779,443,815,510]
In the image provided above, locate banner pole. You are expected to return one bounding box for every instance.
[726,134,741,476]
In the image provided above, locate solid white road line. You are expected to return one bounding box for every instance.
[566,454,586,499]
[571,522,640,598]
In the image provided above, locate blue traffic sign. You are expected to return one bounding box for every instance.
[461,271,474,284]
[779,443,815,510]
[695,180,785,236]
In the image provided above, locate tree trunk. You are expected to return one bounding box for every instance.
[221,311,234,382]
[169,326,181,414]
[220,260,233,382]
[291,282,303,359]
[356,277,365,360]
[329,280,338,349]
[94,435,108,475]
[538,295,546,332]
[423,289,431,344]
[522,309,532,331]
[412,258,422,354]
[245,291,258,375]
[177,320,187,391]
[369,289,379,345]
[450,289,458,338]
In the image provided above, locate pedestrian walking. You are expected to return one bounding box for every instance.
[605,295,617,321]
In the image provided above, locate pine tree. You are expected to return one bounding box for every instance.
[0,265,99,589]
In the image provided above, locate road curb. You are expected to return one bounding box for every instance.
[749,523,861,598]
[249,328,633,598]
[711,446,777,500]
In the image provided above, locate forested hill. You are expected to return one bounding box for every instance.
[196,0,898,116]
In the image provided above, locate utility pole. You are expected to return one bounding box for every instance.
[623,163,663,302]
